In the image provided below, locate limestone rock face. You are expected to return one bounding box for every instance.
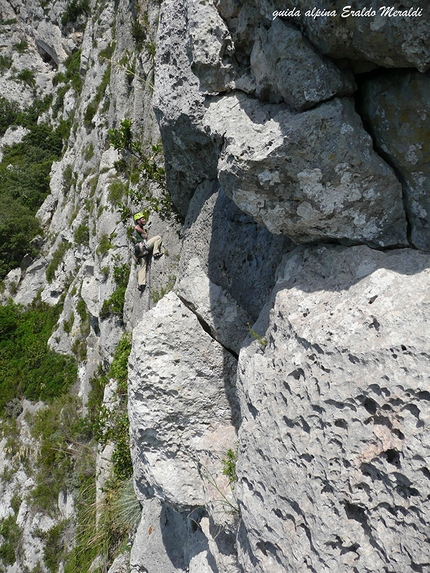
[360,70,430,250]
[285,0,430,72]
[35,20,68,64]
[251,18,355,110]
[204,95,407,246]
[177,257,251,354]
[177,183,292,348]
[153,0,218,216]
[128,291,240,571]
[3,0,430,570]
[128,291,238,507]
[236,244,430,573]
[187,0,235,93]
[130,496,239,573]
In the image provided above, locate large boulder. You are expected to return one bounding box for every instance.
[36,20,69,64]
[204,94,407,247]
[236,244,430,573]
[360,70,430,251]
[128,291,238,508]
[128,291,240,571]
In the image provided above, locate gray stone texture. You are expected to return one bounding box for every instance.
[177,256,251,355]
[236,244,430,573]
[360,70,430,250]
[130,496,239,573]
[178,182,293,336]
[128,291,238,508]
[128,291,240,572]
[203,94,407,247]
[186,0,236,94]
[153,0,220,216]
[274,0,430,72]
[251,18,355,110]
[3,0,430,571]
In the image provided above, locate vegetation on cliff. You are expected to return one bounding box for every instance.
[0,96,65,279]
[0,298,77,413]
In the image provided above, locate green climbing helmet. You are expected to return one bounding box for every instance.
[133,211,145,221]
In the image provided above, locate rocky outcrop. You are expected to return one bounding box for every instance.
[250,18,355,110]
[360,70,430,250]
[204,94,407,246]
[154,0,411,247]
[147,1,430,572]
[177,183,292,342]
[236,244,430,572]
[285,1,430,72]
[128,291,240,572]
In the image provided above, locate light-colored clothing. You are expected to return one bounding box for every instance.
[137,235,162,287]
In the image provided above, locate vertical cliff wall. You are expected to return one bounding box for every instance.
[1,0,430,572]
[128,1,430,572]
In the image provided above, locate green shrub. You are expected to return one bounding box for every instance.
[41,521,68,573]
[0,298,77,411]
[132,19,146,50]
[222,448,238,488]
[108,331,131,393]
[108,118,182,223]
[0,195,41,278]
[46,241,70,282]
[108,178,127,206]
[0,515,21,565]
[0,55,12,74]
[82,142,94,161]
[72,344,136,569]
[84,65,110,128]
[30,394,91,512]
[0,97,19,134]
[63,313,75,334]
[16,68,36,89]
[55,49,83,94]
[100,264,130,320]
[145,41,156,60]
[16,95,53,127]
[93,334,133,479]
[98,41,116,61]
[74,222,90,246]
[66,51,83,92]
[89,174,99,196]
[0,118,65,279]
[83,100,97,125]
[56,117,72,141]
[62,164,75,193]
[76,297,88,322]
[61,0,90,26]
[53,84,69,116]
[64,476,139,573]
[96,233,113,256]
[13,41,28,53]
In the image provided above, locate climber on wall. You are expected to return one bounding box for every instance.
[133,212,163,292]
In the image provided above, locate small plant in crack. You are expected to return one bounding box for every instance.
[222,447,238,490]
[247,323,268,347]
